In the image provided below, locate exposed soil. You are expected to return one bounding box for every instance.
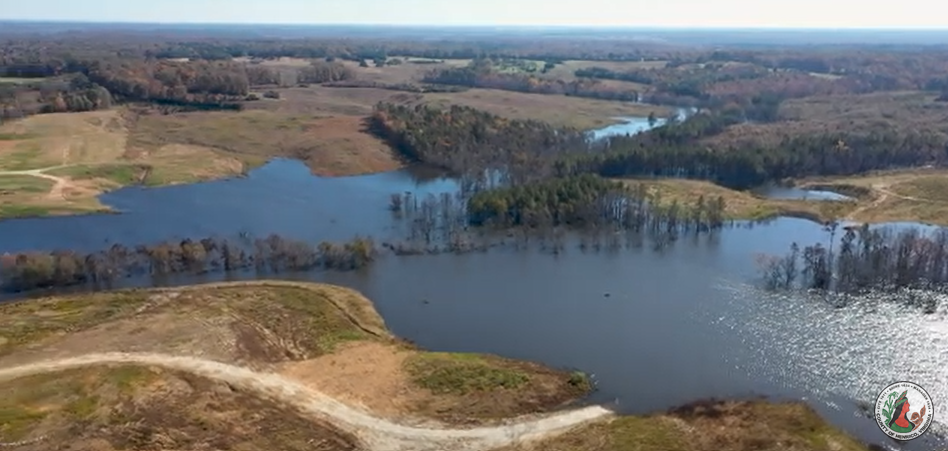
[279,341,587,426]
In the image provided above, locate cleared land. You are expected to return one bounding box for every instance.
[0,281,873,451]
[620,178,856,223]
[799,168,948,225]
[126,108,401,177]
[0,110,247,218]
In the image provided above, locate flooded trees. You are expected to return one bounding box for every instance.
[761,223,948,311]
[0,234,379,293]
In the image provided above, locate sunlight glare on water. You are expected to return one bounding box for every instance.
[712,281,948,437]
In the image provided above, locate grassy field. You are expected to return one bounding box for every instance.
[420,89,671,129]
[126,108,401,177]
[495,399,870,451]
[799,168,948,225]
[0,110,248,218]
[631,170,948,226]
[620,178,856,223]
[0,281,588,427]
[0,366,360,450]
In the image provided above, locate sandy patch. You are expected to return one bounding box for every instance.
[279,341,417,418]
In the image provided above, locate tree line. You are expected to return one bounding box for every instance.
[1,74,113,119]
[0,234,376,293]
[421,59,643,102]
[466,174,727,232]
[575,63,866,115]
[759,223,948,312]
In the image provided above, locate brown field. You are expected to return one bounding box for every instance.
[496,399,869,451]
[420,88,671,129]
[0,366,359,451]
[244,85,400,116]
[0,281,588,428]
[0,110,246,218]
[799,168,948,226]
[619,178,856,223]
[126,108,401,177]
[250,84,671,129]
[705,91,948,147]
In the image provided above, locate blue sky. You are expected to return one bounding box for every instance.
[2,0,946,28]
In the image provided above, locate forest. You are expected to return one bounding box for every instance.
[574,64,862,112]
[370,101,948,190]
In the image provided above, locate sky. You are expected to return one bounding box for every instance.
[2,0,947,29]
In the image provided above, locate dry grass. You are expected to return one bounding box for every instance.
[0,366,359,451]
[619,178,856,223]
[0,174,109,218]
[0,77,44,85]
[705,91,948,148]
[497,399,869,451]
[0,110,247,218]
[0,281,588,427]
[799,169,948,225]
[0,110,127,171]
[127,108,401,176]
[420,89,672,129]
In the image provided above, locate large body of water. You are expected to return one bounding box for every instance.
[0,118,945,450]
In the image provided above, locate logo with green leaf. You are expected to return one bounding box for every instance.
[875,382,935,441]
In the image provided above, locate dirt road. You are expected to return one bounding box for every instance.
[0,165,73,201]
[0,352,612,451]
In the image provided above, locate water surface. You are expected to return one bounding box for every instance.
[754,184,854,201]
[0,155,944,450]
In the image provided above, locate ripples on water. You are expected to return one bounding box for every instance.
[713,281,948,442]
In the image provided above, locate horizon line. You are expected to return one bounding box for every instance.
[1,18,948,31]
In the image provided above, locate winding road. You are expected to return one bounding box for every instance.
[0,353,613,451]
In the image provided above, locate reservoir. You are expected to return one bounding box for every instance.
[0,119,944,450]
